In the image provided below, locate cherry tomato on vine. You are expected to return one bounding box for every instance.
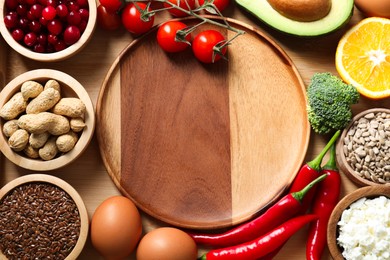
[97,5,122,31]
[100,0,123,13]
[192,30,227,63]
[157,21,191,53]
[163,0,196,17]
[199,0,230,13]
[121,3,154,35]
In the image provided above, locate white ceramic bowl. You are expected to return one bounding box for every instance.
[0,69,95,171]
[0,0,97,62]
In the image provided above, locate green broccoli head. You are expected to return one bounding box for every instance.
[307,72,359,134]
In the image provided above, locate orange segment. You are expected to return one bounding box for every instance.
[336,17,390,99]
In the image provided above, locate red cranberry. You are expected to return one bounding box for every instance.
[67,10,81,25]
[18,17,29,30]
[4,12,18,29]
[16,4,28,16]
[39,16,49,26]
[26,10,35,20]
[46,0,58,7]
[78,19,87,32]
[26,0,37,5]
[54,40,67,51]
[67,1,79,12]
[33,43,46,52]
[30,4,43,19]
[42,5,57,20]
[11,28,25,41]
[24,32,37,46]
[37,33,47,45]
[47,19,63,35]
[56,4,68,17]
[78,8,88,21]
[63,25,80,45]
[5,0,18,10]
[76,0,88,8]
[47,34,58,45]
[29,20,42,33]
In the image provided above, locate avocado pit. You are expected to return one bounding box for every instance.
[267,0,332,22]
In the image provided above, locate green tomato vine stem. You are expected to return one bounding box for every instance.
[126,0,245,53]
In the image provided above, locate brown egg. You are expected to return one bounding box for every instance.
[90,196,142,260]
[355,0,390,18]
[136,227,198,260]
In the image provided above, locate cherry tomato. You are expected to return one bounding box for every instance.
[192,30,227,63]
[163,0,196,17]
[97,5,121,31]
[157,21,191,53]
[199,0,230,12]
[99,0,122,13]
[121,3,154,34]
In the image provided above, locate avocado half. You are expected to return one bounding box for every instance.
[236,0,354,37]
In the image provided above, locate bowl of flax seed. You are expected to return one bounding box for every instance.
[0,174,88,259]
[336,108,390,186]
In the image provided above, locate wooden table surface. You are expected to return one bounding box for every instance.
[0,2,387,259]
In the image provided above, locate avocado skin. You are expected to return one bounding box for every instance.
[235,0,354,37]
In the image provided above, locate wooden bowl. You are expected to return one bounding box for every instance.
[336,108,390,186]
[96,17,310,229]
[0,69,95,171]
[0,174,89,259]
[327,186,390,260]
[0,0,96,62]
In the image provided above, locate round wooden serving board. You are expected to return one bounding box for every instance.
[96,17,310,230]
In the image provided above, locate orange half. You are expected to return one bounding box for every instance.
[336,17,390,99]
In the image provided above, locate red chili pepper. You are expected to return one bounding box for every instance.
[198,214,318,260]
[188,174,327,247]
[288,130,340,213]
[306,144,341,260]
[261,130,341,259]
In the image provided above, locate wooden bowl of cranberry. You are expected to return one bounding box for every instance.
[0,174,89,260]
[0,0,97,62]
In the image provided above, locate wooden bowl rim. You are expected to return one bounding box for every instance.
[336,108,390,187]
[96,16,310,229]
[327,185,390,260]
[0,174,89,260]
[0,0,97,62]
[0,69,95,171]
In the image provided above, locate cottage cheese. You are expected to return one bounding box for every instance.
[337,196,390,260]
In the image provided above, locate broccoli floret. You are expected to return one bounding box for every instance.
[307,72,359,134]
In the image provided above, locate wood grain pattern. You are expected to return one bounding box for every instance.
[96,18,310,229]
[0,38,5,88]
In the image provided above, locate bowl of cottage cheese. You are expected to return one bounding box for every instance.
[327,186,390,260]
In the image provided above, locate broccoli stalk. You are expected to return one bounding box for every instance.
[307,72,359,134]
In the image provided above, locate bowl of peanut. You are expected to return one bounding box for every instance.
[336,108,390,186]
[0,69,95,171]
[0,174,89,259]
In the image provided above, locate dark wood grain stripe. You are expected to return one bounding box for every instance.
[119,30,232,228]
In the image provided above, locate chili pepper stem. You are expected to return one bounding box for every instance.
[306,130,340,171]
[322,143,337,171]
[291,173,327,202]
